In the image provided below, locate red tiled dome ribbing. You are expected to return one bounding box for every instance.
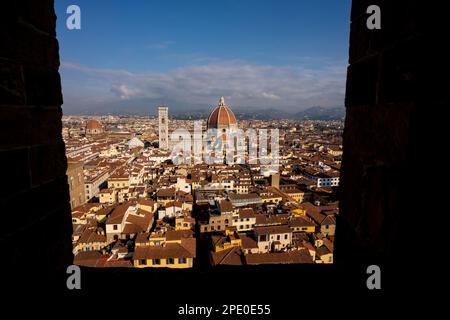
[86,119,103,130]
[207,97,237,130]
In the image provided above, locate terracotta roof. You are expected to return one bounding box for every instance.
[157,188,176,197]
[240,235,258,249]
[138,198,156,207]
[238,208,256,219]
[206,97,237,130]
[74,252,132,268]
[289,216,316,228]
[165,229,194,241]
[254,225,292,235]
[321,215,336,225]
[106,203,132,224]
[135,232,150,244]
[133,243,194,260]
[181,238,196,257]
[229,193,260,201]
[292,232,309,242]
[72,203,101,214]
[78,229,107,244]
[255,214,289,226]
[85,119,103,129]
[74,251,105,267]
[219,199,234,212]
[122,212,154,234]
[316,246,332,257]
[245,250,313,265]
[165,201,183,208]
[95,205,117,216]
[104,258,133,268]
[210,247,243,266]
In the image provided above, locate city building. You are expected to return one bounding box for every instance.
[67,161,86,209]
[254,225,293,253]
[133,229,196,269]
[158,106,169,150]
[206,96,238,132]
[85,119,104,135]
[64,111,341,268]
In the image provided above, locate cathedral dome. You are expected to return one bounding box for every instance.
[85,119,103,135]
[206,97,237,130]
[85,119,103,130]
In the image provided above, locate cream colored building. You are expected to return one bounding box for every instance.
[254,225,292,253]
[133,230,196,269]
[108,176,129,189]
[232,208,256,232]
[67,161,86,209]
[200,212,234,233]
[99,188,117,204]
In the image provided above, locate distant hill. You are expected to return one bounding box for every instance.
[292,106,345,120]
[63,98,345,120]
[232,108,291,120]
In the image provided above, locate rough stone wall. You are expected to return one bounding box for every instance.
[0,1,73,287]
[336,0,446,273]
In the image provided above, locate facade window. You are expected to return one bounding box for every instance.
[224,219,229,224]
[277,235,280,241]
[179,257,187,264]
[140,259,147,265]
[284,234,288,239]
[167,258,174,264]
[113,225,118,230]
[153,259,161,265]
[217,225,221,230]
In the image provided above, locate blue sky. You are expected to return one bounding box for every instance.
[55,0,351,115]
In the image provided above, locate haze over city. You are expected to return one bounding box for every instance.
[55,0,351,115]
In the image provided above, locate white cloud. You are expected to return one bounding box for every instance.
[261,92,281,100]
[61,59,346,110]
[110,84,142,100]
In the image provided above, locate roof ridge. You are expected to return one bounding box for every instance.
[218,246,237,265]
